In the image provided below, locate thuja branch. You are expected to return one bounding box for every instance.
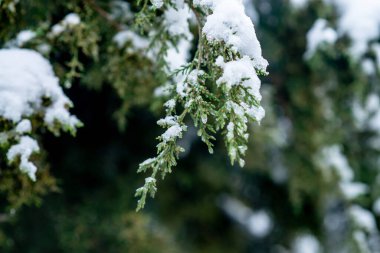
[135,0,268,210]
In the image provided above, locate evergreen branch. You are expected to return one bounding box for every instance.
[84,0,123,31]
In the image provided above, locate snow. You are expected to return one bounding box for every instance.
[317,145,353,182]
[159,2,193,98]
[51,24,65,36]
[292,234,320,253]
[64,13,81,26]
[353,93,380,132]
[15,119,32,134]
[290,0,309,9]
[339,182,368,200]
[50,13,81,37]
[140,158,156,167]
[168,40,192,97]
[201,114,207,124]
[200,0,268,71]
[15,30,36,47]
[303,0,380,60]
[0,48,80,180]
[246,105,265,122]
[353,231,371,253]
[305,19,337,59]
[145,177,156,184]
[316,145,370,201]
[324,0,380,59]
[151,0,163,8]
[349,205,377,232]
[7,136,40,181]
[216,56,261,99]
[361,59,376,75]
[218,195,272,238]
[226,122,235,141]
[157,116,178,127]
[145,1,192,98]
[164,99,176,110]
[37,43,51,54]
[162,124,184,142]
[228,101,245,117]
[0,49,79,127]
[246,211,272,238]
[164,4,192,39]
[165,36,192,74]
[113,30,149,49]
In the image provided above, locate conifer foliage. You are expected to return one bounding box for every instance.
[2,0,380,253]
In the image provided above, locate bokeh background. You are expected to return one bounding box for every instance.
[1,0,380,252]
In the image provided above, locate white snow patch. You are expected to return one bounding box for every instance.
[317,145,353,182]
[113,30,149,49]
[292,234,320,253]
[15,119,32,134]
[290,0,309,9]
[7,136,40,181]
[246,211,272,238]
[200,0,268,71]
[349,205,377,232]
[216,56,261,100]
[151,0,163,8]
[339,182,368,200]
[0,48,80,181]
[162,124,184,142]
[305,19,337,59]
[164,4,192,39]
[15,30,36,47]
[218,195,272,238]
[324,0,380,59]
[0,48,79,128]
[49,13,81,37]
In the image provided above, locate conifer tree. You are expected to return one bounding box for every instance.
[1,0,380,253]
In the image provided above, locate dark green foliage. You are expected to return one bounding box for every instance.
[1,0,380,252]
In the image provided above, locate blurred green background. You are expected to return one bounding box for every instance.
[1,0,380,252]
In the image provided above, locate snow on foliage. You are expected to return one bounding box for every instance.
[292,234,320,253]
[164,5,192,39]
[135,0,268,210]
[349,205,377,233]
[352,93,380,151]
[218,195,272,238]
[216,56,262,100]
[151,0,163,9]
[0,48,81,180]
[326,0,380,59]
[289,0,310,10]
[317,145,353,182]
[316,145,369,201]
[113,30,149,50]
[7,136,40,181]
[305,0,380,61]
[305,19,337,59]
[198,0,268,71]
[49,13,81,37]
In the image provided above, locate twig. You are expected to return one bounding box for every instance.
[84,0,123,31]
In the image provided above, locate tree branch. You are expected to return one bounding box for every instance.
[84,0,123,31]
